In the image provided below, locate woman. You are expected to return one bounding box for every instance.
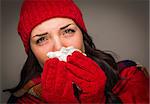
[5,0,149,103]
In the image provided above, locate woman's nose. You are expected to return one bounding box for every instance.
[52,36,63,51]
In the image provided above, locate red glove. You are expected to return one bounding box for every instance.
[66,51,107,103]
[41,58,78,103]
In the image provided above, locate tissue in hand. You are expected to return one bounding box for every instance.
[46,46,85,62]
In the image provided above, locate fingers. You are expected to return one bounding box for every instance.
[54,61,68,95]
[41,58,60,101]
[67,51,101,74]
[66,62,95,82]
[41,58,59,90]
[66,62,99,96]
[42,58,59,82]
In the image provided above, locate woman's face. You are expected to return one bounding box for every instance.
[30,18,84,67]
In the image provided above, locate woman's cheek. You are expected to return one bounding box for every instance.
[66,36,82,48]
[34,49,49,67]
[72,39,84,51]
[37,55,49,68]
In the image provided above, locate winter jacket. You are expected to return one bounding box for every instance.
[8,59,149,104]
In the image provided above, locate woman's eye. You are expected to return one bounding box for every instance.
[64,29,75,34]
[36,37,47,44]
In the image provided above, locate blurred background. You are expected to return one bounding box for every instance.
[0,0,149,103]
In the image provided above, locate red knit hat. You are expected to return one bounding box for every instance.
[18,0,87,54]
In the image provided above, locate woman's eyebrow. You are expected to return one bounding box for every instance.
[32,32,48,38]
[60,23,72,30]
[32,23,74,38]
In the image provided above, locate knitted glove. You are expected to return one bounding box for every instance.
[41,58,78,103]
[66,51,107,103]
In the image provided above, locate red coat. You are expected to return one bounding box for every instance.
[16,66,149,104]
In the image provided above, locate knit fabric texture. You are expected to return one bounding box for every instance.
[18,0,87,54]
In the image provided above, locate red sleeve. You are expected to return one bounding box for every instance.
[113,66,149,103]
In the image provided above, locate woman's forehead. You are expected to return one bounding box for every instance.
[31,18,76,35]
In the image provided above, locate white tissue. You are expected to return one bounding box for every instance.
[47,46,85,62]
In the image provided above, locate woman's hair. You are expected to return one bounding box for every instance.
[5,26,122,103]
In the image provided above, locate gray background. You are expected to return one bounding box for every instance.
[1,0,149,103]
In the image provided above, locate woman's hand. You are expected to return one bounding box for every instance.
[66,51,107,103]
[41,58,78,103]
